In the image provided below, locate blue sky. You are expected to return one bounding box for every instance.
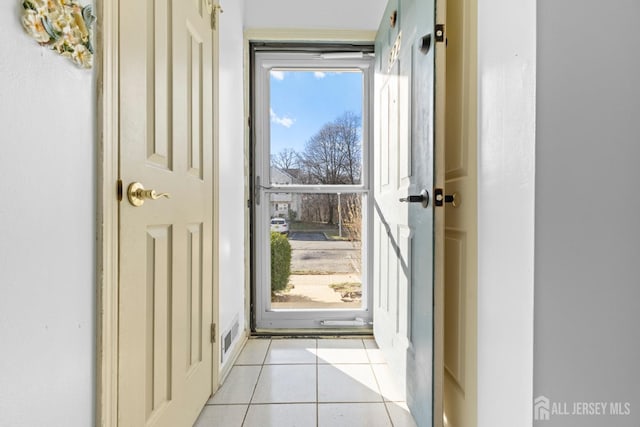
[269,70,363,157]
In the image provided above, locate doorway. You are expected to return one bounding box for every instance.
[250,45,375,331]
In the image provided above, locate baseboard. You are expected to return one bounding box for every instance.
[218,329,249,385]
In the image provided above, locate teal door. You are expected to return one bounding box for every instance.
[373,0,438,425]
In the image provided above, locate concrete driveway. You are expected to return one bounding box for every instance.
[288,232,361,274]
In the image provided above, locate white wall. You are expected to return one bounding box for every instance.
[218,0,248,370]
[0,3,95,427]
[534,1,640,426]
[477,0,536,425]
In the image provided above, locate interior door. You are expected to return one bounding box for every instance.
[118,1,218,426]
[442,0,477,425]
[373,0,441,425]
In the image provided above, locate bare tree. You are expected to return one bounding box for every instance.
[301,126,345,185]
[271,148,300,171]
[299,111,362,186]
[297,111,362,224]
[334,111,362,185]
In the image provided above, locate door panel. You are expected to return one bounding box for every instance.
[188,29,204,178]
[145,225,174,417]
[118,0,217,425]
[187,223,204,369]
[149,0,173,170]
[444,231,465,385]
[373,0,437,426]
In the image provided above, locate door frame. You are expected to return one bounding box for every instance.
[95,2,221,425]
[250,47,375,330]
[242,29,379,333]
[434,0,447,424]
[96,1,119,424]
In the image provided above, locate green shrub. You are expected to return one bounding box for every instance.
[270,231,291,294]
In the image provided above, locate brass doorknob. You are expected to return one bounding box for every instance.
[127,182,170,207]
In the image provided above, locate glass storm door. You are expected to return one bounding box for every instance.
[252,48,374,330]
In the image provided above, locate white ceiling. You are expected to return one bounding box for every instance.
[243,0,387,31]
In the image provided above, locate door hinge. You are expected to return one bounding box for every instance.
[435,24,445,43]
[210,323,216,343]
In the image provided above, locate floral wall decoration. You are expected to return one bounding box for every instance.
[21,0,96,69]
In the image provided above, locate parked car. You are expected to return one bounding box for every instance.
[270,217,289,235]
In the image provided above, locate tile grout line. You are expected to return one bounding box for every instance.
[202,337,409,427]
[364,338,396,426]
[240,338,272,427]
[217,337,403,426]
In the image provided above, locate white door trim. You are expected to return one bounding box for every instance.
[96,0,119,424]
[434,0,447,424]
[477,0,536,425]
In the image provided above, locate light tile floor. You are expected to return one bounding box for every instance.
[194,337,418,427]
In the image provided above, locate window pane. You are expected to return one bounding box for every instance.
[268,192,363,310]
[269,70,364,185]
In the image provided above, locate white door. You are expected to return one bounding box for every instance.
[118,1,218,426]
[373,0,443,425]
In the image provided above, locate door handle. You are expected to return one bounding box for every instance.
[419,34,432,54]
[127,182,170,207]
[399,189,429,208]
